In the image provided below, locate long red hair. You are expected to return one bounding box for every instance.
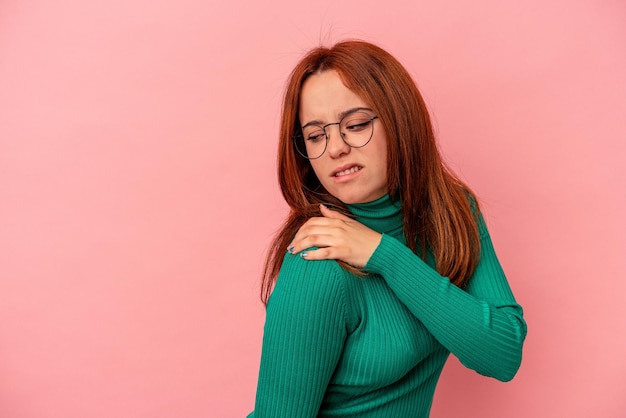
[261,40,480,304]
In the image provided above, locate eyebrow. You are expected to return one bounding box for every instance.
[301,107,374,128]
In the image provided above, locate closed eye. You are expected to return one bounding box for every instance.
[344,119,372,132]
[306,132,326,143]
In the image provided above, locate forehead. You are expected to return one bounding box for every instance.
[299,70,367,121]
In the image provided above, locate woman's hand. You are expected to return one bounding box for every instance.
[288,204,383,268]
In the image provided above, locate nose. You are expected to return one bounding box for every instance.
[325,123,350,158]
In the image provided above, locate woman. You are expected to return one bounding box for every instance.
[248,40,526,417]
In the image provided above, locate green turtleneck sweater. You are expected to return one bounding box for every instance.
[249,195,526,417]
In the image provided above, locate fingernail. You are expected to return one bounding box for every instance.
[300,252,308,258]
[288,246,294,253]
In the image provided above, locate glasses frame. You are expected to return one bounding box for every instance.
[292,113,379,160]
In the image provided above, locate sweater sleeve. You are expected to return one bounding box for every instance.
[250,252,351,417]
[364,215,527,381]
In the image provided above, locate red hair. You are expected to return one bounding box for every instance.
[261,40,480,304]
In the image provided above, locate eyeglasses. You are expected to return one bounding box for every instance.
[293,111,379,160]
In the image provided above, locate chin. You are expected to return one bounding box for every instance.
[333,190,385,205]
[338,197,361,205]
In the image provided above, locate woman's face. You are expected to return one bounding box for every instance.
[298,70,388,204]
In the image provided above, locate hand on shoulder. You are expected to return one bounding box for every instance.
[288,204,382,269]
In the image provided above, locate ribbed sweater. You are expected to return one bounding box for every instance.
[249,195,526,417]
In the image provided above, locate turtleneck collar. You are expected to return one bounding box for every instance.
[346,194,403,236]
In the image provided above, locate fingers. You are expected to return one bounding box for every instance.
[296,247,336,261]
[288,230,340,256]
[288,216,346,253]
[320,204,351,220]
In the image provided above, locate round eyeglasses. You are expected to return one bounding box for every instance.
[292,111,379,160]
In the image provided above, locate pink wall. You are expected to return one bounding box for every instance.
[1,0,624,417]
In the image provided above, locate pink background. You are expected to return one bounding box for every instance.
[1,0,625,417]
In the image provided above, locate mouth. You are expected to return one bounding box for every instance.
[332,164,363,178]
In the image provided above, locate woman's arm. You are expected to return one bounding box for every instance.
[288,205,526,381]
[365,215,526,381]
[251,252,352,417]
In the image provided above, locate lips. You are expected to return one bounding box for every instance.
[332,164,363,177]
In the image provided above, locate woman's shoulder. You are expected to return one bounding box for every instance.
[277,250,347,291]
[269,251,359,328]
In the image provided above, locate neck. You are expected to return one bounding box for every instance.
[346,194,403,236]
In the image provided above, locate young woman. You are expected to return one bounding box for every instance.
[248,40,526,417]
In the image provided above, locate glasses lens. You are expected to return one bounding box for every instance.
[293,112,376,159]
[340,112,375,148]
[295,126,326,159]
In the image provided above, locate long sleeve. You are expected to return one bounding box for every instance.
[250,252,353,418]
[364,215,527,381]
